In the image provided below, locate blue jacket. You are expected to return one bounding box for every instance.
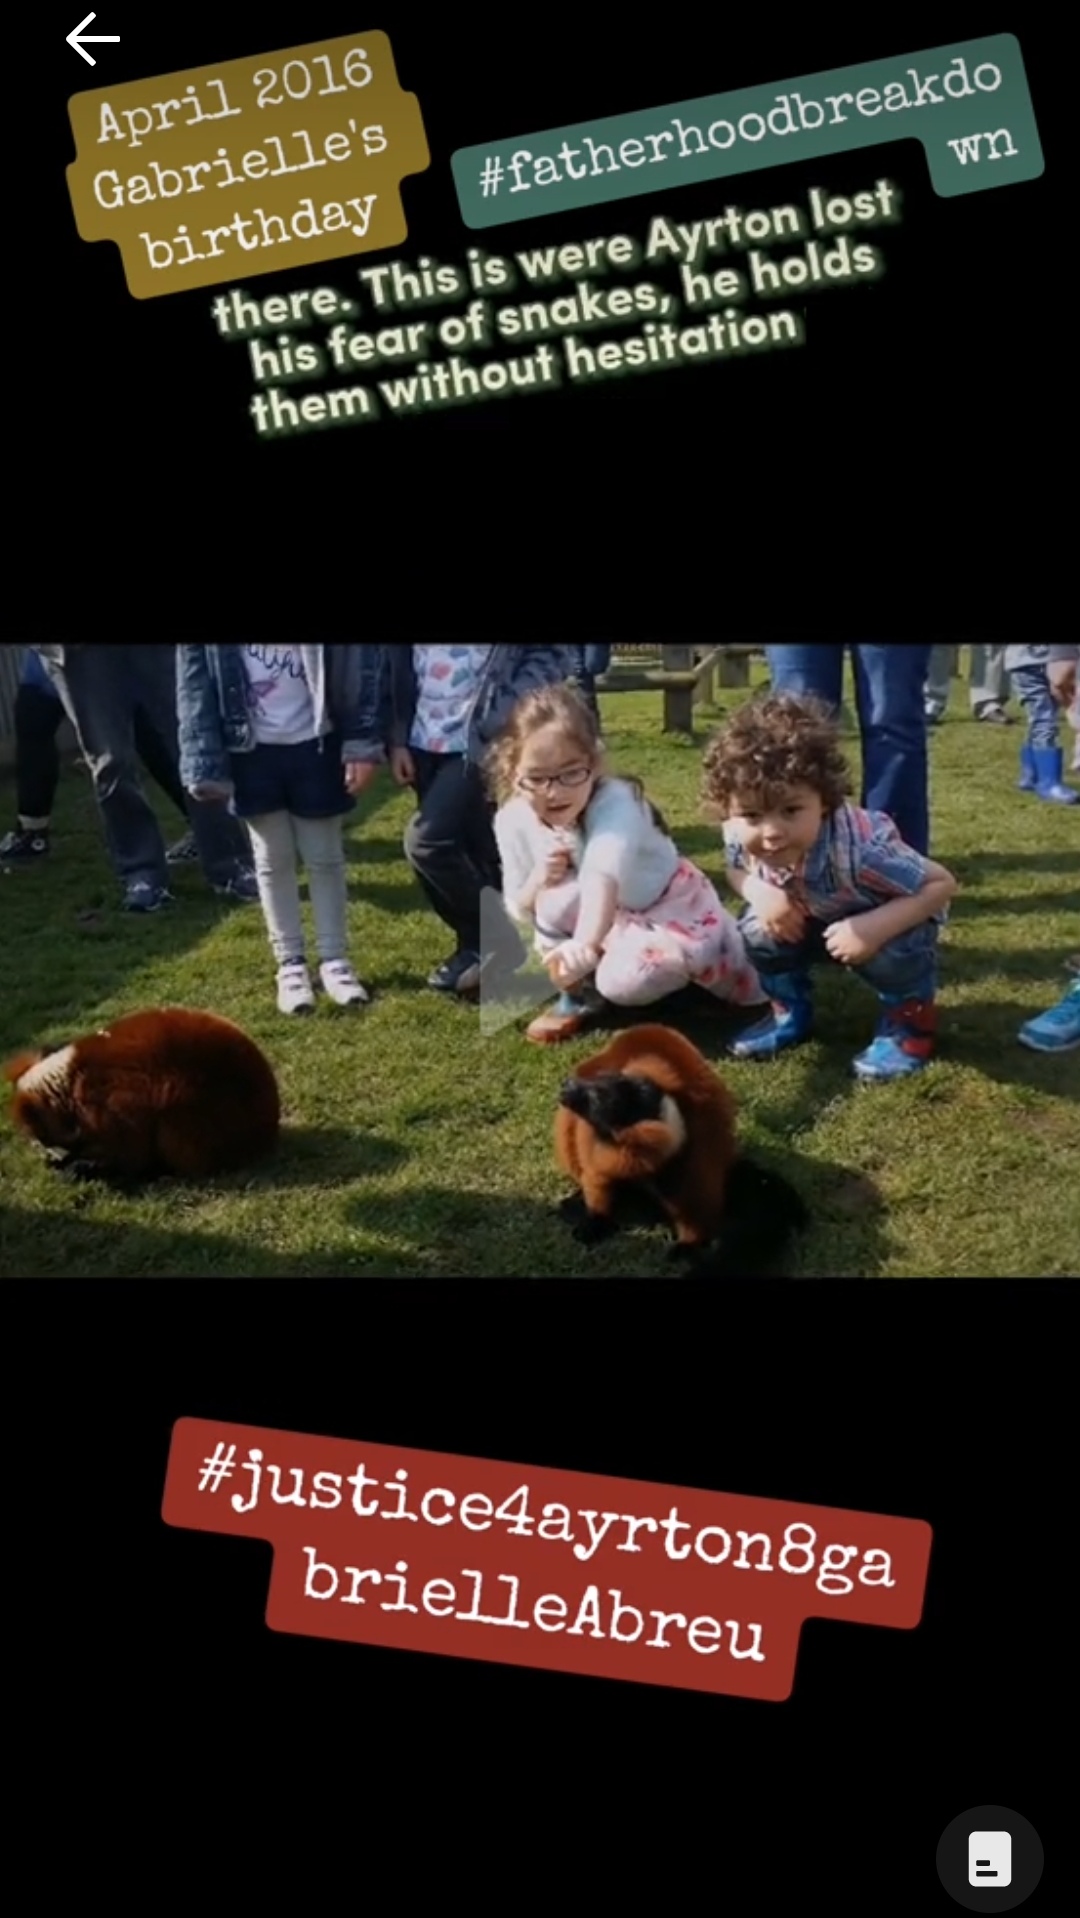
[176,644,387,794]
[1004,644,1079,672]
[386,644,575,763]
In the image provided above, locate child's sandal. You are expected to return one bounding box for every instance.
[526,988,602,1045]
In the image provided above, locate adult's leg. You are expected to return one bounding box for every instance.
[0,685,64,860]
[925,644,954,719]
[126,645,254,889]
[132,703,191,819]
[850,644,932,854]
[763,644,846,710]
[15,683,64,821]
[39,645,167,888]
[132,703,203,863]
[969,643,1010,718]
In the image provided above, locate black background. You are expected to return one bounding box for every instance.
[24,9,1063,632]
[25,1284,1069,1902]
[13,12,1069,1902]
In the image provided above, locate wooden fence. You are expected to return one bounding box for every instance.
[603,643,761,730]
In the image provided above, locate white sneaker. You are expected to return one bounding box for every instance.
[277,960,316,1015]
[319,959,370,1006]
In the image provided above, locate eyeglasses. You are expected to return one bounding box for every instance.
[517,766,593,793]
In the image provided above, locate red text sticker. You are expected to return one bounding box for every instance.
[162,1418,932,1701]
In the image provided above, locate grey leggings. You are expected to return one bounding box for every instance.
[246,811,349,965]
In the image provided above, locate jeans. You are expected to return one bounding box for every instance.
[765,644,932,854]
[739,905,939,1004]
[16,680,202,828]
[1009,665,1060,750]
[404,749,523,959]
[926,644,1007,712]
[40,644,249,888]
[569,645,611,718]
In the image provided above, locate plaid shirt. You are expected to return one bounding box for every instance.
[724,803,946,924]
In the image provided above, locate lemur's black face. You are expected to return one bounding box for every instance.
[558,1072,665,1141]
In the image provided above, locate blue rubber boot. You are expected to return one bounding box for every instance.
[728,970,814,1060]
[1017,979,1080,1052]
[852,994,937,1083]
[1017,744,1038,792]
[1032,746,1079,805]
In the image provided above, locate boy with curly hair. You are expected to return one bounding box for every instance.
[702,690,958,1083]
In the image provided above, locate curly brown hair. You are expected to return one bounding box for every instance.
[701,689,853,819]
[485,680,669,834]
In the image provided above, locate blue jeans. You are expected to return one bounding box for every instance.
[1009,665,1060,750]
[739,905,939,1003]
[765,644,932,854]
[40,644,250,888]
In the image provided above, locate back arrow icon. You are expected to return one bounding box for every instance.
[68,13,120,65]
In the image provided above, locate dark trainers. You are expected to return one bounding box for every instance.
[458,946,529,996]
[165,829,199,864]
[122,879,172,912]
[427,949,481,992]
[213,864,260,902]
[0,826,50,862]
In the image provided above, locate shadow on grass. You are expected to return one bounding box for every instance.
[329,1150,891,1281]
[940,998,1080,1100]
[1,1138,891,1281]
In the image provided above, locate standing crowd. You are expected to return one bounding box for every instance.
[4,641,1077,1066]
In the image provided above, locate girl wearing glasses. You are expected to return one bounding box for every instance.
[488,682,766,1043]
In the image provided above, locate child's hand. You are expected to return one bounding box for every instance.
[746,877,808,943]
[1049,657,1078,707]
[536,846,572,889]
[344,760,379,796]
[188,780,234,803]
[390,747,416,787]
[546,940,600,987]
[824,917,879,967]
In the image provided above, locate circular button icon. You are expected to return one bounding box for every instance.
[936,1805,1043,1909]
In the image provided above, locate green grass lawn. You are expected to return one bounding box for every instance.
[1,666,1077,1279]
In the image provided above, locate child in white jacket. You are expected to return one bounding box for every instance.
[487,681,764,1042]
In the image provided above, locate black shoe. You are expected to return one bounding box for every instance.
[0,825,50,862]
[427,949,481,992]
[460,947,530,997]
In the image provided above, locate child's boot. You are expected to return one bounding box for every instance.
[728,970,814,1060]
[1017,979,1080,1053]
[1031,746,1079,805]
[1017,744,1038,791]
[852,993,937,1082]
